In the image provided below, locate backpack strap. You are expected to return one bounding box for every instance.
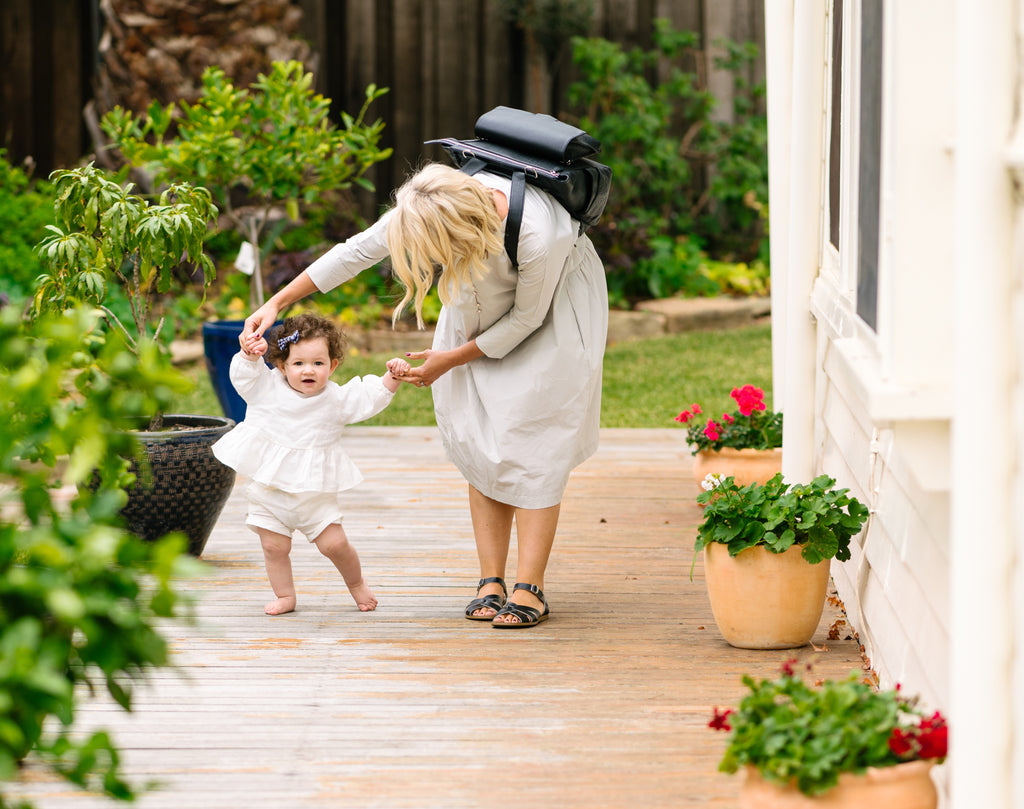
[504,171,526,269]
[457,158,526,270]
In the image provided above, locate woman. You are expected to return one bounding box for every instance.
[242,162,608,627]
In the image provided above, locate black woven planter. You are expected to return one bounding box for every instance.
[120,414,237,557]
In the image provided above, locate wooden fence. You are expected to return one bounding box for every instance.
[1,0,764,208]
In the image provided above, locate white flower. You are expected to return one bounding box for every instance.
[701,473,726,491]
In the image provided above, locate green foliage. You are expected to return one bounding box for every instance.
[712,665,948,796]
[631,234,716,301]
[569,20,768,302]
[0,305,201,806]
[33,164,217,356]
[675,383,782,454]
[699,258,770,296]
[0,152,54,305]
[695,474,869,565]
[101,60,392,308]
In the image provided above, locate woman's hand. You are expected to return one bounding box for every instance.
[242,302,281,350]
[401,349,456,388]
[402,341,484,387]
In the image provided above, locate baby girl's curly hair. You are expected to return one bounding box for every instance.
[265,313,347,365]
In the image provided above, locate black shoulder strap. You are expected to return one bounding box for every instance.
[505,171,526,269]
[457,157,526,270]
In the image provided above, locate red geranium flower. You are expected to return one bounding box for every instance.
[708,707,734,731]
[888,727,915,757]
[731,384,767,417]
[704,420,721,442]
[916,712,948,759]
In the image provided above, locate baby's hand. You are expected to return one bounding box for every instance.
[241,333,268,358]
[387,357,412,377]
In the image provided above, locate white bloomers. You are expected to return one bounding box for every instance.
[245,482,343,542]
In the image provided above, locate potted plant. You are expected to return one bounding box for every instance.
[1,302,200,801]
[709,662,946,807]
[676,383,783,486]
[100,61,392,422]
[694,473,869,649]
[33,163,235,555]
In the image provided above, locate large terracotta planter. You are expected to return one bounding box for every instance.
[693,447,782,487]
[704,543,829,649]
[740,761,938,809]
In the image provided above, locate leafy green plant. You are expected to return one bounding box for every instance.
[675,383,782,454]
[0,304,200,807]
[33,164,216,358]
[632,234,717,300]
[709,663,948,796]
[695,473,869,565]
[101,60,392,308]
[0,151,54,305]
[568,20,768,302]
[699,258,770,296]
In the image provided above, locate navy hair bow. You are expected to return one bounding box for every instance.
[277,329,300,351]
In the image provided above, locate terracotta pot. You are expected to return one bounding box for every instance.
[693,447,782,487]
[739,761,938,809]
[704,543,829,649]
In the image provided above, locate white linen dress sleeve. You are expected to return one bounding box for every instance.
[305,211,393,292]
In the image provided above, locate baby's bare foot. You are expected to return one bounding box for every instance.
[265,595,296,615]
[347,582,378,612]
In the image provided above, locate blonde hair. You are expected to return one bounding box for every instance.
[387,163,504,328]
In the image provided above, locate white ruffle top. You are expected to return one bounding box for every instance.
[211,353,394,494]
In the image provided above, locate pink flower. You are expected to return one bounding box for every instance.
[731,384,767,417]
[675,410,691,424]
[703,420,721,442]
[708,707,734,731]
[692,404,702,415]
[722,413,735,424]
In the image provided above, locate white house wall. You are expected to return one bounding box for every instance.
[768,0,961,801]
[770,0,1024,805]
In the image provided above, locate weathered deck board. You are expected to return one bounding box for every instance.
[9,428,866,808]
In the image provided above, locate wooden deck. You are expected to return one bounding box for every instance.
[10,428,866,809]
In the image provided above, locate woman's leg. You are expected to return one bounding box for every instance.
[467,485,514,617]
[258,528,297,615]
[492,503,561,624]
[314,523,378,611]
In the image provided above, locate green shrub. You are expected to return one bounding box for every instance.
[0,152,54,305]
[0,305,201,806]
[101,60,392,310]
[569,20,768,303]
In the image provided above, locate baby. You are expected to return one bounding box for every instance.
[212,312,410,615]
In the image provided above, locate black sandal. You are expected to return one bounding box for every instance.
[491,583,549,628]
[464,576,507,621]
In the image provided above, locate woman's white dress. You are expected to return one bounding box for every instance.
[305,171,608,508]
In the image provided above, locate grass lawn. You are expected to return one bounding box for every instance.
[173,322,773,430]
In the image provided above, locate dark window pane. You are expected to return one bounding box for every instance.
[857,0,882,330]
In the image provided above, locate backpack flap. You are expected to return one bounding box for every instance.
[473,106,600,163]
[428,137,611,228]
